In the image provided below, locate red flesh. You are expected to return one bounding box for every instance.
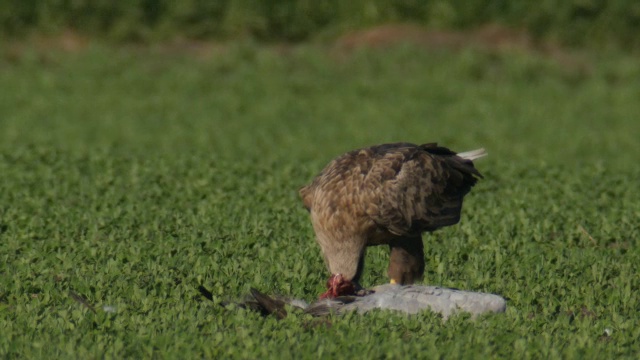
[319,274,356,299]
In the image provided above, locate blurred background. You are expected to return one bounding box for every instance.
[2,1,639,165]
[1,0,639,48]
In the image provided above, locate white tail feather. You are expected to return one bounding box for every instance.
[457,148,487,161]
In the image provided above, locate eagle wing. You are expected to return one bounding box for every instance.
[362,143,482,236]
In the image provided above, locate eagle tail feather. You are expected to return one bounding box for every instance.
[457,148,487,161]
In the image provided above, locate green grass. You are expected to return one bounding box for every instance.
[1,43,639,358]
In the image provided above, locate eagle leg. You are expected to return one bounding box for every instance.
[388,235,425,285]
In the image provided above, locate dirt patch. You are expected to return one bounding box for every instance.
[24,30,90,52]
[332,23,590,72]
[4,30,89,64]
[333,23,535,52]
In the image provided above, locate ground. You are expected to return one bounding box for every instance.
[0,25,639,358]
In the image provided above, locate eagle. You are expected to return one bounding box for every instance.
[299,142,486,299]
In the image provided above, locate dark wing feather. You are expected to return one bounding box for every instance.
[364,143,481,236]
[249,288,288,319]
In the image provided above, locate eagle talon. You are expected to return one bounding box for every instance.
[354,288,374,296]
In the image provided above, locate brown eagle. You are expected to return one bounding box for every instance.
[299,143,486,299]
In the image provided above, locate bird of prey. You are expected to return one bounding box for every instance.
[299,142,486,299]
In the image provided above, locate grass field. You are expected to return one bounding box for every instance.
[1,41,639,358]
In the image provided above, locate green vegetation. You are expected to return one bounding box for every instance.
[1,43,639,358]
[2,0,640,50]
